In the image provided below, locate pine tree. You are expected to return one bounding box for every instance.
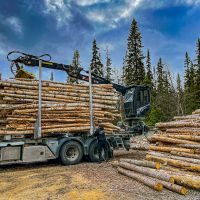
[122,51,127,84]
[183,52,196,114]
[105,47,112,82]
[124,18,145,85]
[144,49,153,86]
[195,38,200,108]
[176,73,184,115]
[184,52,191,90]
[50,71,54,82]
[90,39,103,77]
[67,49,80,83]
[156,58,164,91]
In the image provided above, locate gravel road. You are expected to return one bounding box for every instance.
[0,149,200,200]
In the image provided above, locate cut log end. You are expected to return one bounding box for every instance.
[154,183,163,191]
[181,187,188,195]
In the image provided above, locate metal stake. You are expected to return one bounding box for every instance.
[35,59,42,139]
[89,66,94,135]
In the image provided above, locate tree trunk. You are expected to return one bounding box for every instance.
[149,145,195,154]
[149,135,198,144]
[120,159,160,169]
[117,167,163,191]
[119,161,175,183]
[148,151,200,165]
[146,154,200,172]
[171,151,200,160]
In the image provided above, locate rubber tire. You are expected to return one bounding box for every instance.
[88,140,110,162]
[59,141,83,165]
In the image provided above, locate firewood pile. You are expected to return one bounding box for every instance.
[114,110,200,194]
[0,79,122,136]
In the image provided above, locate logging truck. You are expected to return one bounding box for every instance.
[0,51,150,165]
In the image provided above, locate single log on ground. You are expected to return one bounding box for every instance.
[130,144,149,151]
[174,176,200,190]
[148,151,200,165]
[120,159,161,169]
[146,154,200,172]
[175,143,200,149]
[166,134,200,142]
[119,161,175,183]
[117,167,163,191]
[148,135,198,144]
[174,114,200,120]
[156,121,200,129]
[159,180,187,195]
[171,151,200,159]
[149,145,200,154]
[166,128,200,134]
[149,145,195,154]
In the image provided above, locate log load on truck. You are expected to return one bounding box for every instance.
[0,51,151,165]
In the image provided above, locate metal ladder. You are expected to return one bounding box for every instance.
[114,137,125,149]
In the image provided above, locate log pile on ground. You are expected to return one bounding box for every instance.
[0,79,122,137]
[114,110,200,194]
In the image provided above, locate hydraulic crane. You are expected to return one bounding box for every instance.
[7,50,151,135]
[0,51,151,165]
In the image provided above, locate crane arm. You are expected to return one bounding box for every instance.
[7,51,127,94]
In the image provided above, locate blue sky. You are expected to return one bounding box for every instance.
[0,0,200,82]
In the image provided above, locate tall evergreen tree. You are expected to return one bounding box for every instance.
[50,71,54,82]
[105,47,112,82]
[176,73,184,115]
[183,52,196,114]
[90,39,103,77]
[144,49,153,85]
[156,58,164,91]
[122,51,127,84]
[67,49,80,83]
[195,38,200,107]
[124,18,145,85]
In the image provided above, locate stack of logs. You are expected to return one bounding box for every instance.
[115,109,200,194]
[0,79,121,137]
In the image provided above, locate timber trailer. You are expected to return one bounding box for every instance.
[0,51,150,165]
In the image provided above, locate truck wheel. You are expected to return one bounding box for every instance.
[60,141,83,165]
[88,140,109,162]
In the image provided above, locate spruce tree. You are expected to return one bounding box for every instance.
[144,49,153,86]
[176,73,184,115]
[105,47,112,82]
[156,58,164,91]
[67,49,80,83]
[124,18,145,85]
[90,39,103,77]
[195,38,200,107]
[50,71,54,82]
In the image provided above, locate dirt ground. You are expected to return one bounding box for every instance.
[0,149,200,200]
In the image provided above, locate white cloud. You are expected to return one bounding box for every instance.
[44,0,72,27]
[99,42,114,51]
[73,0,110,6]
[5,17,23,35]
[176,0,200,5]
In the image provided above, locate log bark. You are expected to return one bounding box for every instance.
[158,180,187,195]
[119,161,175,183]
[120,159,160,169]
[166,134,200,142]
[170,151,200,159]
[166,128,200,134]
[117,167,163,191]
[146,154,200,172]
[149,145,195,154]
[156,121,200,129]
[148,151,200,165]
[176,144,200,149]
[130,144,149,151]
[148,135,198,144]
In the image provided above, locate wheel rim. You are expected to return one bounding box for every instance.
[65,146,79,162]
